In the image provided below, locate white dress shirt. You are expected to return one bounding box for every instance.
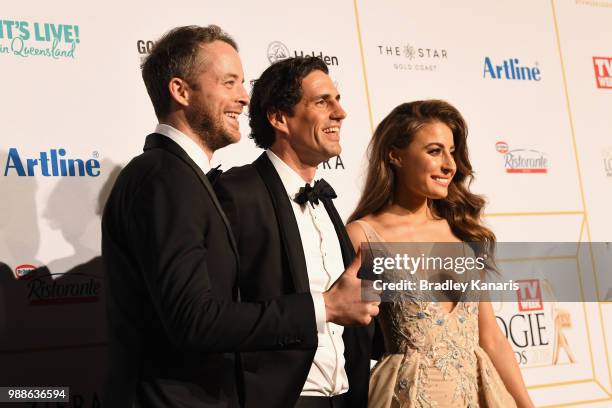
[266,150,348,397]
[155,124,211,174]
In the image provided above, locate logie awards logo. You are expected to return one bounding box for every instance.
[0,19,80,59]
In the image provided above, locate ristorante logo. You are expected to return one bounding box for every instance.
[14,264,36,280]
[27,272,101,305]
[266,41,339,66]
[593,56,612,89]
[496,141,548,174]
[0,19,79,59]
[376,43,448,72]
[483,57,541,81]
[3,148,101,177]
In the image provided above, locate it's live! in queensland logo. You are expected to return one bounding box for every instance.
[0,18,80,59]
[495,141,548,174]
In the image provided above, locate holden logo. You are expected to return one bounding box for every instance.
[267,41,290,64]
[14,264,36,279]
[496,141,509,153]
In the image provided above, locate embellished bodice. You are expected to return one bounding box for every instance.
[355,220,517,408]
[378,300,483,407]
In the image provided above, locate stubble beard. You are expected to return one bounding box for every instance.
[186,107,234,153]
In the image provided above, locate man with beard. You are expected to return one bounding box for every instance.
[102,26,377,408]
[214,57,376,408]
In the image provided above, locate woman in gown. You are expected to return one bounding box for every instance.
[346,100,534,408]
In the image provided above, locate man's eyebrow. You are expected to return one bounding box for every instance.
[222,73,240,80]
[314,93,341,101]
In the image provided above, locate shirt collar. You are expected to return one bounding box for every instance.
[155,123,211,174]
[266,150,319,199]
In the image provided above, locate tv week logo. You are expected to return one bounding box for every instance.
[516,279,543,312]
[593,56,612,89]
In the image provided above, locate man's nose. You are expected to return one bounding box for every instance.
[331,100,347,120]
[237,83,249,106]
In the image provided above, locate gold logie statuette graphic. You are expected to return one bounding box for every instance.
[553,308,576,364]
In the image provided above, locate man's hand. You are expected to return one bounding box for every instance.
[323,250,380,326]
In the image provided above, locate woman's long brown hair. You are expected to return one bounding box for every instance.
[348,100,496,261]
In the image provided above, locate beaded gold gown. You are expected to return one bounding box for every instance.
[355,221,517,408]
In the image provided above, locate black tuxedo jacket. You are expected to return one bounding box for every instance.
[102,135,318,408]
[215,153,374,408]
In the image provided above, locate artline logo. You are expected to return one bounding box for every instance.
[0,19,79,59]
[14,264,36,280]
[3,148,101,177]
[27,273,101,305]
[376,43,448,72]
[603,147,612,177]
[593,56,612,89]
[483,57,541,81]
[266,41,339,66]
[496,141,548,174]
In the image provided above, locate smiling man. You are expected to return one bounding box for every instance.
[103,27,376,408]
[215,57,374,408]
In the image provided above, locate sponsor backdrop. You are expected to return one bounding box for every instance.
[1,0,611,406]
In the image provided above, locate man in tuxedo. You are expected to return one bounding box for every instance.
[102,27,377,408]
[215,57,374,408]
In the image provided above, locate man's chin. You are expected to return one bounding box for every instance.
[225,129,241,145]
[327,147,342,158]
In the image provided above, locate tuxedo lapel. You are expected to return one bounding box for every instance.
[253,153,310,293]
[143,133,239,259]
[321,197,355,268]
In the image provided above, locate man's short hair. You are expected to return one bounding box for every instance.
[141,25,237,119]
[249,57,329,149]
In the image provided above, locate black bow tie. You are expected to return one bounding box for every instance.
[294,179,337,207]
[206,165,222,185]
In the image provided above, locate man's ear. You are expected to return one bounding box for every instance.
[267,110,289,135]
[168,77,190,108]
[388,148,402,167]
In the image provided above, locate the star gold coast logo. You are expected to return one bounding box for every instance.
[375,42,448,72]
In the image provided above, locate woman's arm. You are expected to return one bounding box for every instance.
[346,221,368,253]
[479,300,535,408]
